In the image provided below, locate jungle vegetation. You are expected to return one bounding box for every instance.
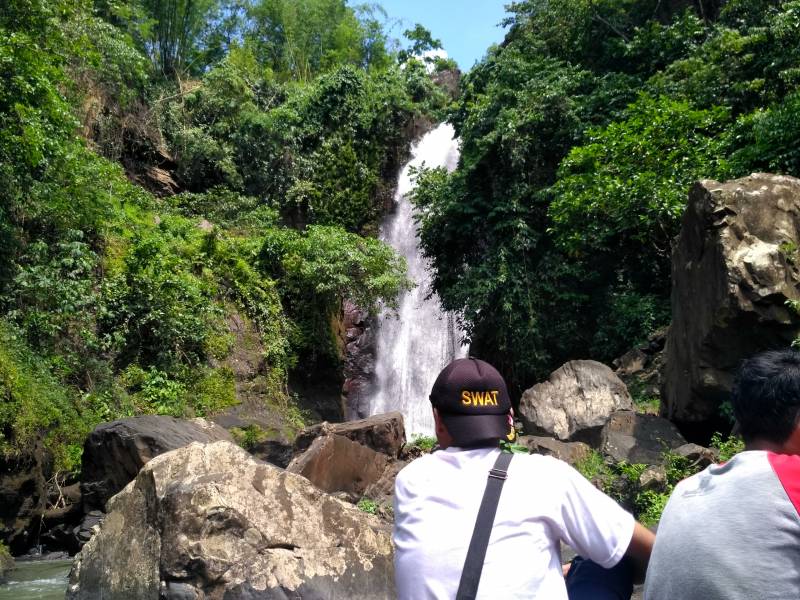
[0,0,452,468]
[413,0,800,394]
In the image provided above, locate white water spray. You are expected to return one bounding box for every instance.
[367,124,467,436]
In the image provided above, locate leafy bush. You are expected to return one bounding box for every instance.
[231,424,270,451]
[356,498,379,515]
[99,217,224,370]
[0,321,85,470]
[710,432,745,462]
[409,434,437,453]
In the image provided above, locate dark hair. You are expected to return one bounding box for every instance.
[731,349,800,443]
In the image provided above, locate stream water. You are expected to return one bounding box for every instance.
[0,559,71,600]
[367,123,468,437]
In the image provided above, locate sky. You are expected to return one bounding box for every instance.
[377,0,511,70]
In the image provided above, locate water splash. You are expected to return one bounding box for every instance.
[367,124,467,437]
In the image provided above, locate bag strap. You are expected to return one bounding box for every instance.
[455,451,514,600]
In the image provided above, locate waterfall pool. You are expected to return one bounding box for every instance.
[0,559,71,600]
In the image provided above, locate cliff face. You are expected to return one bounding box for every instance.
[664,174,800,438]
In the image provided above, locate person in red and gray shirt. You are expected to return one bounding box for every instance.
[644,349,800,600]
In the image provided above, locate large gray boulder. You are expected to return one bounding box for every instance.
[67,441,394,600]
[518,360,633,443]
[664,174,800,434]
[80,415,232,511]
[600,411,687,465]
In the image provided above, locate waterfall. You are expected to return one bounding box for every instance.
[367,123,467,437]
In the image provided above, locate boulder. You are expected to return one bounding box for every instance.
[363,460,408,508]
[518,361,633,443]
[80,416,232,511]
[601,411,687,465]
[0,440,53,553]
[673,443,719,469]
[518,436,592,467]
[67,441,394,600]
[293,412,406,458]
[664,174,800,436]
[638,465,668,492]
[287,434,391,498]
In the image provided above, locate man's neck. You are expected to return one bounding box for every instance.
[745,438,800,454]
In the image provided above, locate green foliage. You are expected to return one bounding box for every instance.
[550,95,731,259]
[398,24,442,64]
[0,321,85,468]
[260,224,410,368]
[100,217,225,370]
[0,0,440,472]
[246,0,390,81]
[356,497,379,515]
[230,424,269,450]
[414,0,800,390]
[710,432,745,461]
[574,450,611,482]
[409,434,437,453]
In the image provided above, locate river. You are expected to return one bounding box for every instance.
[0,559,71,600]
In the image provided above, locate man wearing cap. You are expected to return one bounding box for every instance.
[393,357,654,599]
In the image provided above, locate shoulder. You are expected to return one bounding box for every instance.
[394,452,443,492]
[510,452,588,478]
[767,452,800,514]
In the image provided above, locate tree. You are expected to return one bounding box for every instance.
[246,0,386,80]
[398,23,442,63]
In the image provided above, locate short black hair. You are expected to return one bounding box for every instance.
[731,349,800,443]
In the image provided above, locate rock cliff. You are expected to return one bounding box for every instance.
[664,174,800,437]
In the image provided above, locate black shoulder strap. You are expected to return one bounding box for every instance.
[455,451,513,600]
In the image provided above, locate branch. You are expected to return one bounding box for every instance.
[588,1,630,42]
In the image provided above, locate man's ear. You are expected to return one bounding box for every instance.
[432,408,453,448]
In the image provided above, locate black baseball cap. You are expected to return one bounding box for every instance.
[429,358,515,447]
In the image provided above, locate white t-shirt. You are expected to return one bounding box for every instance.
[393,447,634,599]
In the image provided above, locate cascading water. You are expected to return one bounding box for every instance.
[367,123,467,437]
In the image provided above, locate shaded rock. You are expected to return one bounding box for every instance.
[67,441,394,600]
[340,300,377,420]
[519,361,633,443]
[673,443,719,469]
[0,440,53,553]
[287,434,391,499]
[518,436,592,467]
[81,416,232,511]
[432,68,462,99]
[362,460,407,506]
[614,329,667,415]
[248,439,294,469]
[601,411,686,465]
[664,174,800,438]
[293,412,406,458]
[638,465,668,492]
